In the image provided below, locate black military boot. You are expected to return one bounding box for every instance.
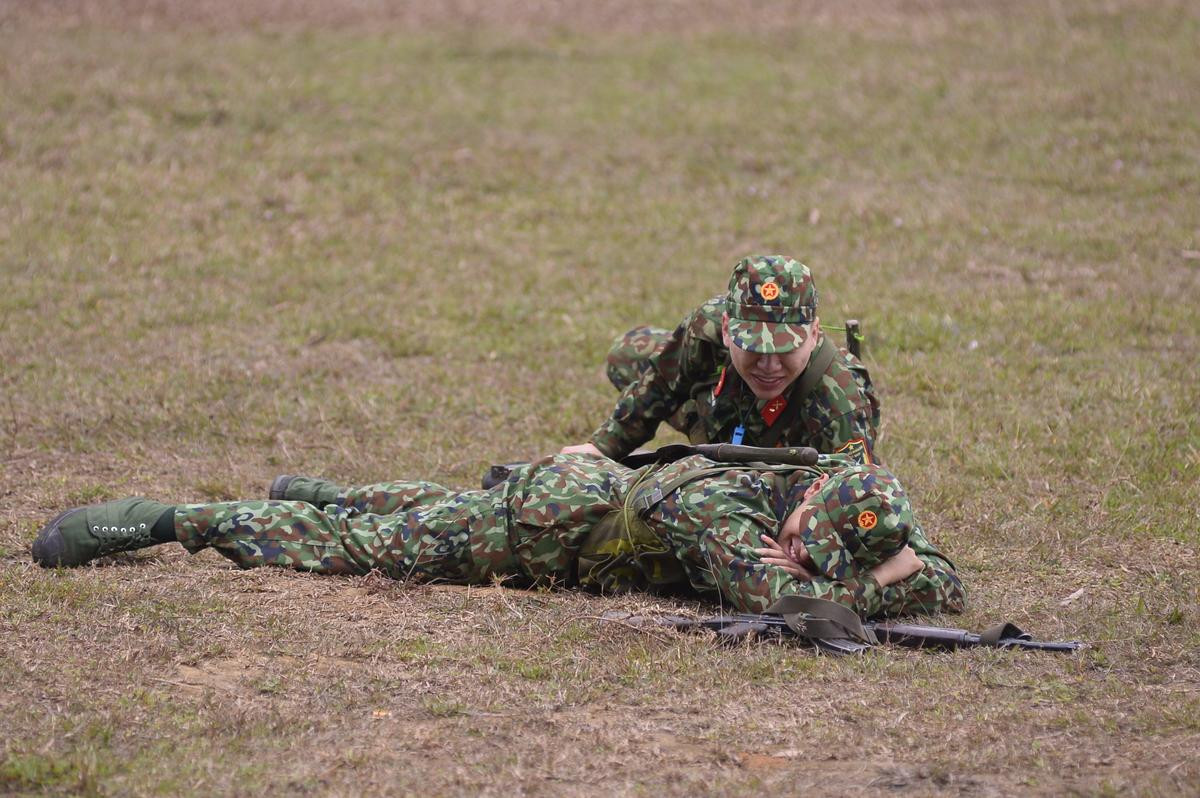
[268,475,342,507]
[32,498,172,568]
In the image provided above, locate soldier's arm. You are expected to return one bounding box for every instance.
[676,509,892,616]
[819,409,879,458]
[785,517,964,618]
[708,548,893,616]
[808,356,881,456]
[774,571,890,616]
[869,556,965,616]
[694,516,963,618]
[870,524,966,617]
[590,312,713,460]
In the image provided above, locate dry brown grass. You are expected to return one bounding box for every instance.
[1,0,1045,36]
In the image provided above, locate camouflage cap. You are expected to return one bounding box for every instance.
[725,255,818,353]
[797,465,912,580]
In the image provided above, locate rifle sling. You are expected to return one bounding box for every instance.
[757,336,835,448]
[766,595,877,645]
[978,621,1032,645]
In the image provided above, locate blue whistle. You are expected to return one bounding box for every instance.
[731,425,745,445]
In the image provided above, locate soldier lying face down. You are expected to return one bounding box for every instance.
[31,453,963,619]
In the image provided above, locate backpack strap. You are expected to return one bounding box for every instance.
[628,465,736,517]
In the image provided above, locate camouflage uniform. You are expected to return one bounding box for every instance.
[175,454,963,619]
[590,256,880,460]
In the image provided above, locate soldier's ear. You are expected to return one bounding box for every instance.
[721,313,733,347]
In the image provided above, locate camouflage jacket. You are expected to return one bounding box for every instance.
[480,453,963,619]
[590,296,880,460]
[634,454,960,618]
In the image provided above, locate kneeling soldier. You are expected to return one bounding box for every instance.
[563,255,880,461]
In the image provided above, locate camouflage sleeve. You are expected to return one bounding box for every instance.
[680,510,811,613]
[694,527,889,616]
[816,408,877,457]
[871,522,966,617]
[671,507,895,616]
[872,554,966,617]
[773,552,963,619]
[590,310,713,459]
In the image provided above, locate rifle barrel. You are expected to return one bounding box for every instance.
[869,622,974,649]
[727,615,1080,653]
[994,638,1082,652]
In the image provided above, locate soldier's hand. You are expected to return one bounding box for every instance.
[755,534,816,580]
[868,545,924,587]
[560,442,604,457]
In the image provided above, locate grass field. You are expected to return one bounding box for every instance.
[2,0,1198,794]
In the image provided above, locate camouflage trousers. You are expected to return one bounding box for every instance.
[606,325,696,435]
[174,456,633,586]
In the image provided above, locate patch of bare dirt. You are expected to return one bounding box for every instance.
[171,653,362,694]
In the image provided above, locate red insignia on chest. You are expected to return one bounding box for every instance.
[761,396,787,426]
[713,366,728,397]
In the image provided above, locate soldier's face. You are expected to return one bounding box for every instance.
[775,475,840,577]
[722,315,821,400]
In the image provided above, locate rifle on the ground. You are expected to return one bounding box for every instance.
[604,595,1081,656]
